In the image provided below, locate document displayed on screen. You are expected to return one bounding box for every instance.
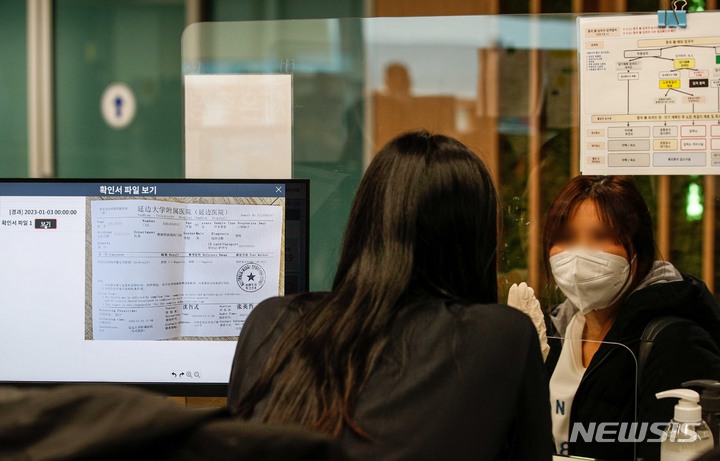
[0,180,308,391]
[90,199,282,340]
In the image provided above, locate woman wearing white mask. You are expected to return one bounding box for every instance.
[543,175,720,461]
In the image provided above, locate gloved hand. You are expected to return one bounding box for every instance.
[507,282,550,361]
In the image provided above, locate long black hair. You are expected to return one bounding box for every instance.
[235,130,498,437]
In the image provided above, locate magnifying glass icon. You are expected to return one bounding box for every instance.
[194,371,200,378]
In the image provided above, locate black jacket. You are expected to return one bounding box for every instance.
[546,274,720,461]
[228,293,553,461]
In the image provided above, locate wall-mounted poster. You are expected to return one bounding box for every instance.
[578,11,720,175]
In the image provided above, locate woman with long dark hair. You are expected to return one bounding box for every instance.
[227,131,552,460]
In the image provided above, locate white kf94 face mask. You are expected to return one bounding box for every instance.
[549,247,631,314]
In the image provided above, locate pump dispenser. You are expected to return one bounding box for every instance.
[683,380,720,448]
[656,389,714,461]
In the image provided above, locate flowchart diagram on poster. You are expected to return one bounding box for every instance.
[579,12,720,174]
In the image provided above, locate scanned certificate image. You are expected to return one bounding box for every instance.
[85,197,283,340]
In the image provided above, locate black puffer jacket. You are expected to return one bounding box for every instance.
[546,273,720,461]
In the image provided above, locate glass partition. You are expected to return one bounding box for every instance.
[182,14,720,457]
[182,13,720,298]
[182,15,572,293]
[183,20,366,290]
[547,333,640,461]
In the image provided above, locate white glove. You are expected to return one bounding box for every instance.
[506,282,550,362]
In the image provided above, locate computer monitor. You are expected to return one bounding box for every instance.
[0,179,309,396]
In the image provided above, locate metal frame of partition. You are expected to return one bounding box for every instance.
[27,0,54,178]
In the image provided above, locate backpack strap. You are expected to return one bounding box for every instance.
[638,316,696,384]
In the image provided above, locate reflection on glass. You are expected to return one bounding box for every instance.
[183,15,720,461]
[183,16,580,292]
[182,13,720,302]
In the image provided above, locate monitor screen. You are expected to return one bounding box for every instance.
[0,179,309,396]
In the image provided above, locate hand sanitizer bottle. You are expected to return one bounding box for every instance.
[656,389,714,461]
[683,379,720,448]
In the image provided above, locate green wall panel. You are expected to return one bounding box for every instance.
[0,0,28,177]
[55,0,184,178]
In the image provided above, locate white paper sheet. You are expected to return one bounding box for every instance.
[578,11,720,175]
